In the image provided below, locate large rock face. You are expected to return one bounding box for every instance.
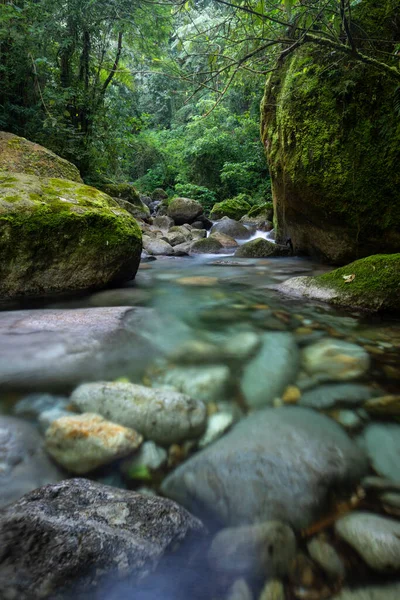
[0,131,83,182]
[0,478,205,599]
[161,406,368,530]
[261,1,400,263]
[0,171,142,298]
[0,307,162,390]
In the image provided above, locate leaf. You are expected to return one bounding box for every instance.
[342,273,356,283]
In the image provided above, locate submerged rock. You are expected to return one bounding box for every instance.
[151,365,231,404]
[0,416,62,508]
[208,521,296,577]
[45,413,143,474]
[211,217,252,240]
[279,254,400,312]
[335,512,400,572]
[71,381,207,445]
[0,131,82,182]
[235,238,290,258]
[0,478,205,599]
[299,383,377,410]
[241,333,299,408]
[161,407,367,530]
[307,536,345,580]
[360,423,400,482]
[331,583,400,600]
[301,338,369,381]
[0,307,160,390]
[167,197,203,225]
[0,171,142,298]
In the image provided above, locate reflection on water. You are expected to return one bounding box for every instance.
[1,255,400,599]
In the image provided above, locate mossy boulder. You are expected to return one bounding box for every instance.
[0,132,82,183]
[247,202,273,220]
[279,254,400,312]
[190,237,224,255]
[167,197,203,225]
[151,188,168,201]
[0,172,142,298]
[99,183,150,220]
[261,0,400,263]
[210,195,252,221]
[235,238,290,258]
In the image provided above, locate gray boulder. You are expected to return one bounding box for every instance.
[161,406,368,530]
[235,238,290,258]
[0,307,160,391]
[167,197,203,225]
[241,333,299,408]
[0,416,62,508]
[360,423,400,481]
[71,381,207,446]
[142,236,174,256]
[190,237,224,254]
[0,478,205,599]
[152,215,174,230]
[299,383,377,410]
[211,217,252,240]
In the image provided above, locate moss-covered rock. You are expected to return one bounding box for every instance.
[261,0,400,264]
[247,202,273,220]
[151,188,168,201]
[167,197,203,225]
[235,238,290,258]
[190,237,224,254]
[0,132,82,183]
[210,195,252,221]
[0,172,142,298]
[99,184,150,220]
[279,254,400,312]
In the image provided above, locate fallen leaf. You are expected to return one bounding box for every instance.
[342,273,356,283]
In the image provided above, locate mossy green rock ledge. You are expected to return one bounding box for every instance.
[279,254,400,313]
[0,132,82,182]
[0,172,142,299]
[210,196,251,221]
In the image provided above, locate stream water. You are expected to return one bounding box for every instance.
[1,252,400,599]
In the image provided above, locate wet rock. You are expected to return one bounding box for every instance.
[88,287,151,307]
[175,275,218,287]
[210,232,239,249]
[45,413,143,474]
[113,196,150,220]
[259,580,285,600]
[363,395,400,417]
[198,412,234,448]
[222,331,261,362]
[172,241,192,255]
[0,307,161,390]
[152,215,174,230]
[0,478,205,599]
[227,579,254,600]
[301,338,369,381]
[331,583,400,600]
[211,217,252,240]
[191,228,207,240]
[121,440,167,477]
[208,521,296,577]
[169,340,222,365]
[360,423,400,481]
[161,407,367,530]
[142,236,175,256]
[164,231,187,246]
[38,407,78,432]
[190,237,225,254]
[13,393,69,421]
[335,512,400,572]
[152,365,231,405]
[307,537,345,580]
[241,333,299,408]
[0,416,62,508]
[330,410,363,431]
[71,381,207,446]
[235,239,290,258]
[299,384,377,410]
[167,197,203,225]
[361,476,400,493]
[380,492,400,509]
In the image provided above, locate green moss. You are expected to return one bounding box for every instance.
[210,195,252,220]
[247,202,273,219]
[261,0,400,261]
[0,171,142,298]
[100,183,141,205]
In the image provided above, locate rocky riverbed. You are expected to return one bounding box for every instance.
[1,254,400,600]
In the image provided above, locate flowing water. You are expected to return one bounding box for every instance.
[1,252,400,599]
